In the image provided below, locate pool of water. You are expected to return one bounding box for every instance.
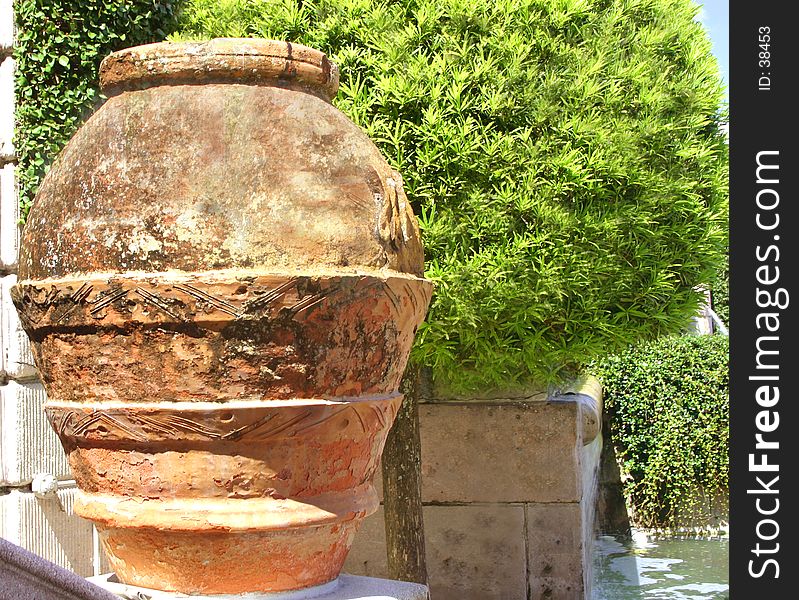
[592,532,729,599]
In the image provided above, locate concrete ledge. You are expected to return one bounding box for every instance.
[89,574,429,600]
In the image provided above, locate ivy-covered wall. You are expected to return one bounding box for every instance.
[13,0,177,218]
[591,334,729,530]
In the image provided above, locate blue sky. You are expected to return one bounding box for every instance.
[695,0,729,100]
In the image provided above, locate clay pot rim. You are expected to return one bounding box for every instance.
[99,38,340,101]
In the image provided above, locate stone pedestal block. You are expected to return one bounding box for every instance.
[89,573,430,600]
[423,504,527,600]
[346,381,603,600]
[345,505,527,600]
[0,486,95,577]
[419,400,583,503]
[526,502,589,599]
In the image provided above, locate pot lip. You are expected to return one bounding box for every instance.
[99,38,340,101]
[45,394,402,411]
[13,267,433,287]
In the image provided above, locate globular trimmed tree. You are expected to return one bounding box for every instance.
[172,0,728,392]
[16,0,728,391]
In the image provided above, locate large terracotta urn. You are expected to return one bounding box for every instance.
[11,39,431,595]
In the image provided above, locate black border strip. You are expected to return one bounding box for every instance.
[730,3,795,596]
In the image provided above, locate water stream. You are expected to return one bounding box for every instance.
[592,533,729,599]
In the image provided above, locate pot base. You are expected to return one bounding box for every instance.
[97,521,359,595]
[57,395,396,595]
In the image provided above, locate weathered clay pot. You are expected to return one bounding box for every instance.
[12,39,431,594]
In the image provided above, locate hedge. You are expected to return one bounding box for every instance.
[591,334,729,529]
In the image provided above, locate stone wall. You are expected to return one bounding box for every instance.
[0,1,107,576]
[345,382,604,600]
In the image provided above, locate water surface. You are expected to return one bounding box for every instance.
[592,533,729,599]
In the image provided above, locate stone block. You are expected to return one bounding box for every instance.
[344,506,389,579]
[351,394,603,600]
[424,504,527,600]
[526,503,588,600]
[419,401,581,503]
[581,435,602,508]
[1,379,71,485]
[0,56,13,159]
[0,486,95,577]
[2,274,39,380]
[347,504,527,600]
[1,161,19,270]
[579,435,602,597]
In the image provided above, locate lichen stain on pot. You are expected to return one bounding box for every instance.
[12,38,431,594]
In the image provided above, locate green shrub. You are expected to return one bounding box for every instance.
[591,334,729,529]
[173,0,728,391]
[14,1,178,218]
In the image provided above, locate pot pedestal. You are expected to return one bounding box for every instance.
[89,573,430,600]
